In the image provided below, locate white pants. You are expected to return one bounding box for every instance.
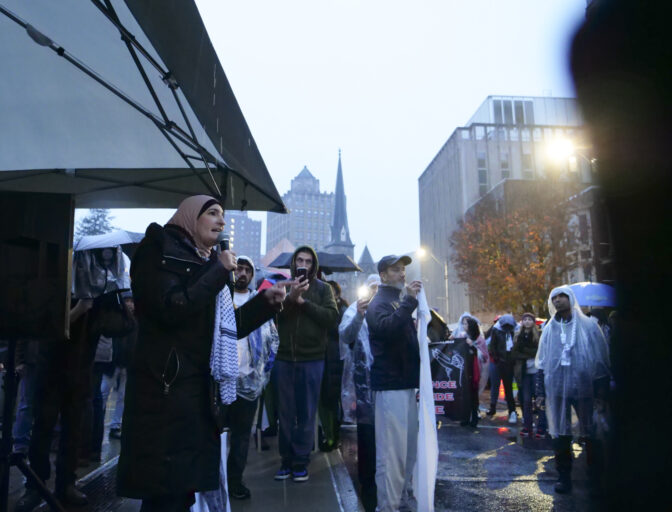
[191,432,230,512]
[375,389,418,512]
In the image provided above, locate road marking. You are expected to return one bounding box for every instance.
[436,476,562,483]
[324,452,347,512]
[76,455,119,486]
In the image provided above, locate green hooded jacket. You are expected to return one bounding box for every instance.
[276,246,339,361]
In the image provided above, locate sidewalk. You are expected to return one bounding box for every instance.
[229,434,361,512]
[7,431,361,512]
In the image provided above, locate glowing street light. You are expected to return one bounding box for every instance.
[547,137,575,163]
[416,246,450,320]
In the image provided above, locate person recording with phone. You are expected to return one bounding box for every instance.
[116,195,286,512]
[366,255,422,512]
[273,246,339,483]
[338,274,381,512]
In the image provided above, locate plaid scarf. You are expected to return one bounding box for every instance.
[210,287,238,404]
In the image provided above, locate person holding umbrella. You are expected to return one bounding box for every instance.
[116,195,286,512]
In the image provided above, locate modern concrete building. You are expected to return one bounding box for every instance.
[418,95,596,321]
[225,210,262,265]
[266,166,334,252]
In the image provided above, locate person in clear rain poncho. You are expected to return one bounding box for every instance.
[535,285,610,495]
[339,274,380,512]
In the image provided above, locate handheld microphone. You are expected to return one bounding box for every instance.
[216,232,235,283]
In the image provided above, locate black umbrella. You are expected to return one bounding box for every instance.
[268,252,363,275]
[0,0,286,212]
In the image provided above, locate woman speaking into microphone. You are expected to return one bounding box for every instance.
[117,195,286,511]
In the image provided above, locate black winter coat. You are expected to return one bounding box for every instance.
[366,285,420,391]
[489,326,516,365]
[321,300,348,403]
[117,223,276,498]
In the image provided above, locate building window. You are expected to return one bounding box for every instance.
[533,128,542,141]
[477,151,488,196]
[510,128,519,141]
[522,152,534,179]
[521,129,530,142]
[493,99,503,124]
[504,101,513,124]
[475,126,485,140]
[501,152,510,179]
[524,100,535,124]
[514,100,524,125]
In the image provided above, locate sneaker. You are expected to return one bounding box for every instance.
[519,427,531,438]
[486,407,496,417]
[274,466,291,480]
[15,488,43,512]
[229,481,251,499]
[508,411,517,424]
[292,467,309,482]
[109,428,122,439]
[535,429,547,439]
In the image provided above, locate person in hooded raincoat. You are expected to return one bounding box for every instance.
[339,274,380,512]
[535,285,610,494]
[462,316,489,427]
[488,313,519,423]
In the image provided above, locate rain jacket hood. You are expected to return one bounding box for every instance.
[290,245,319,281]
[494,313,517,330]
[236,255,255,291]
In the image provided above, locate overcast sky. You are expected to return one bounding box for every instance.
[79,0,586,262]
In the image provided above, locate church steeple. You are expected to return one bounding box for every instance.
[358,245,376,275]
[325,149,354,256]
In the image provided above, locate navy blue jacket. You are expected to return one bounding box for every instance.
[366,285,420,391]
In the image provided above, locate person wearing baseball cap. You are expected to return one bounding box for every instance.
[366,254,421,511]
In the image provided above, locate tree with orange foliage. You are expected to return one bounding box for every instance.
[450,187,576,316]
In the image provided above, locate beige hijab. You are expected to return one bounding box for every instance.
[166,195,221,258]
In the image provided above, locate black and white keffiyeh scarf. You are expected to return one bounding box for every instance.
[210,287,238,404]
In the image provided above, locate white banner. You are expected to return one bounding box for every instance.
[414,288,438,512]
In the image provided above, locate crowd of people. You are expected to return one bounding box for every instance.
[2,193,613,512]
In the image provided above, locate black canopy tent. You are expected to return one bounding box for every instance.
[268,251,363,275]
[0,0,287,212]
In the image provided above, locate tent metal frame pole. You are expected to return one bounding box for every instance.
[97,0,170,125]
[89,0,169,82]
[154,121,220,197]
[96,0,221,197]
[0,3,287,212]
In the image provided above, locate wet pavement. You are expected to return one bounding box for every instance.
[7,387,602,511]
[340,402,600,512]
[7,390,357,512]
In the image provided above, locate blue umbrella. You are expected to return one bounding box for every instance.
[569,282,616,307]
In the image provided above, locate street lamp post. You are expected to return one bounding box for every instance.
[417,247,450,321]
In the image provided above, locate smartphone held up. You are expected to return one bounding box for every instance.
[296,267,308,281]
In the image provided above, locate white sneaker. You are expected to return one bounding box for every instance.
[508,411,518,424]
